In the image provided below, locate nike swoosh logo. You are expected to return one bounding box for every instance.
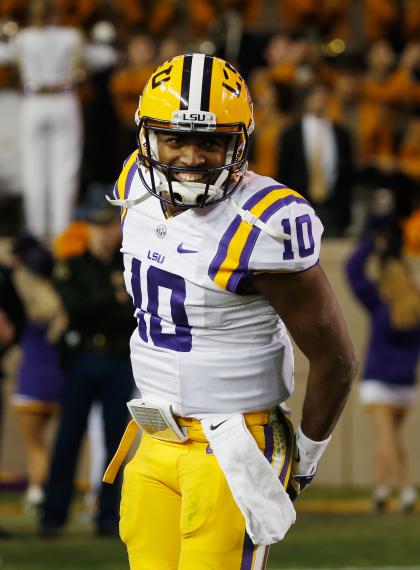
[177,243,198,254]
[209,420,228,430]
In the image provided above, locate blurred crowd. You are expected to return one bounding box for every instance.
[0,0,419,535]
[0,0,419,239]
[0,0,420,237]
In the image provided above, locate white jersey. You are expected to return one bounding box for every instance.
[12,26,82,88]
[117,151,323,417]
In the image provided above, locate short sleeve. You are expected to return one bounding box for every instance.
[208,186,323,293]
[249,198,323,273]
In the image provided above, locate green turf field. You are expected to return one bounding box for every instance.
[1,488,419,569]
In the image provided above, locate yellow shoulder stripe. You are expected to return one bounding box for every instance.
[117,150,138,200]
[117,150,138,222]
[213,187,303,289]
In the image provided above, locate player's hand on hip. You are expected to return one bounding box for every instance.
[287,423,331,502]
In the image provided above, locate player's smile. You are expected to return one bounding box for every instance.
[173,172,207,183]
[156,132,229,184]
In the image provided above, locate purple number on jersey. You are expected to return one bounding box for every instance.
[130,258,192,352]
[296,214,315,258]
[131,258,148,342]
[281,219,294,260]
[281,215,315,260]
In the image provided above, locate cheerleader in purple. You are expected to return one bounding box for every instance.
[346,233,420,513]
[11,235,68,511]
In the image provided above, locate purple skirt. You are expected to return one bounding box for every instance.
[14,322,64,408]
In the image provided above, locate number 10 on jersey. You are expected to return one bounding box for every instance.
[130,258,192,352]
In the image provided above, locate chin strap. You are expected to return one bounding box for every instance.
[105,192,152,208]
[226,197,291,241]
[105,190,291,242]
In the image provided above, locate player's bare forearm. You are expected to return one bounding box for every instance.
[299,347,355,440]
[251,264,358,441]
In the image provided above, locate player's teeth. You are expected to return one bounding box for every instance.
[177,174,204,181]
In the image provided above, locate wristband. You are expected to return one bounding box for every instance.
[294,423,331,476]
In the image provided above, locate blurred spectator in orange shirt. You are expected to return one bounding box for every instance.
[250,31,332,97]
[358,103,417,221]
[361,104,402,182]
[277,0,349,41]
[248,79,294,179]
[186,0,263,40]
[318,0,349,41]
[360,40,397,105]
[222,0,263,27]
[364,0,401,45]
[398,113,420,197]
[54,0,98,28]
[0,0,27,24]
[276,35,334,89]
[358,40,399,159]
[403,207,420,255]
[387,40,420,110]
[262,31,296,84]
[328,60,363,151]
[187,0,216,38]
[110,34,156,161]
[116,0,178,37]
[403,0,420,41]
[158,36,183,63]
[278,0,318,33]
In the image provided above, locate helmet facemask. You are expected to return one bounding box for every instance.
[136,115,249,208]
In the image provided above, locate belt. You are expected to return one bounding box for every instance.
[23,83,73,95]
[176,410,269,441]
[103,410,270,485]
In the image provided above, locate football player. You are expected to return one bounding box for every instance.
[104,53,358,570]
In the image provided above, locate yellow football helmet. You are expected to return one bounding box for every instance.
[135,53,254,208]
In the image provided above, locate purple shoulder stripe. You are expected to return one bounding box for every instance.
[122,152,134,168]
[125,161,137,200]
[226,194,308,292]
[208,215,242,281]
[208,184,310,293]
[208,185,284,282]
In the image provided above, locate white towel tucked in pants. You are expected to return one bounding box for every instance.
[201,414,296,545]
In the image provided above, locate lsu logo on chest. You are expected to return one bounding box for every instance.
[147,250,165,264]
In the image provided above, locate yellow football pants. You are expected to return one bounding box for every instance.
[115,411,293,570]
